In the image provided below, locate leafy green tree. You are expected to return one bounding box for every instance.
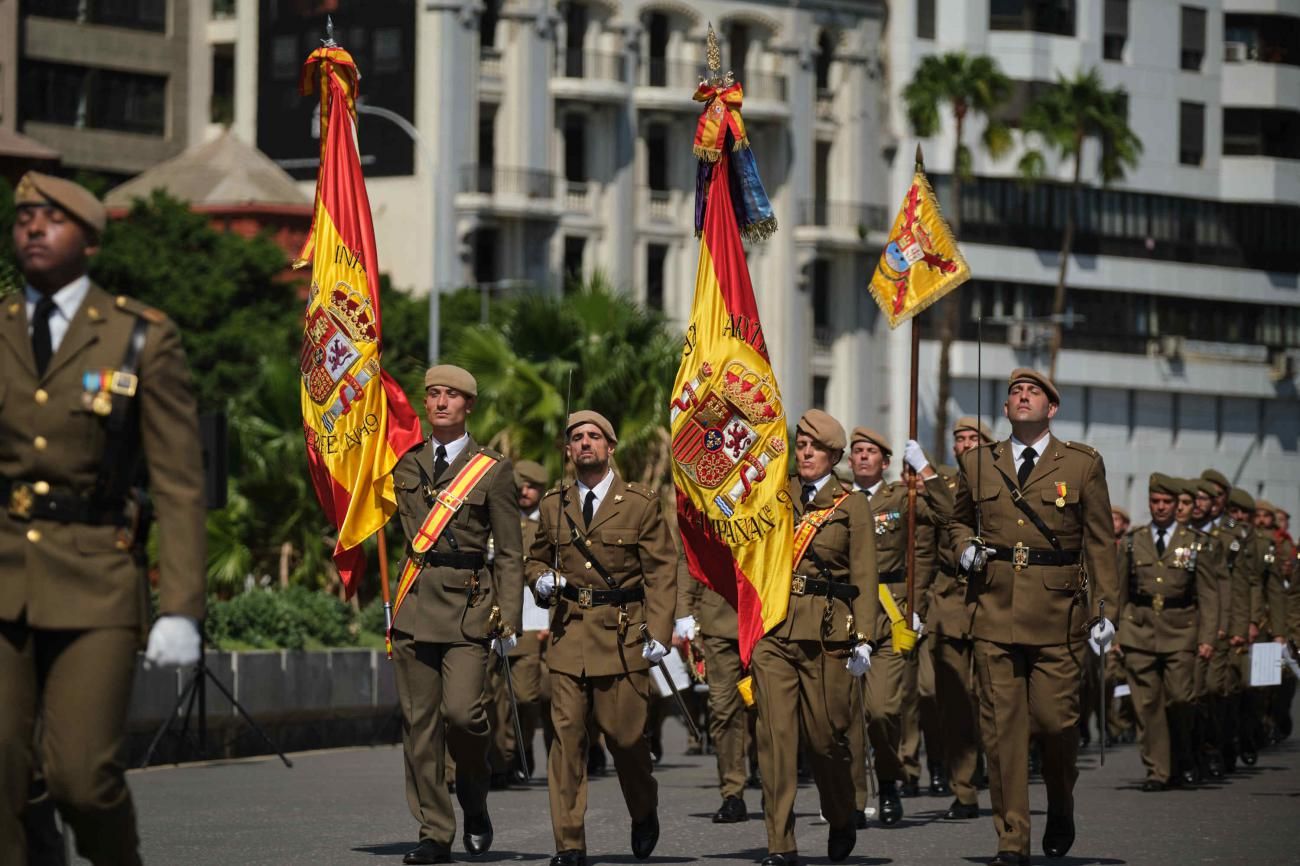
[903,52,1012,457]
[1017,68,1142,378]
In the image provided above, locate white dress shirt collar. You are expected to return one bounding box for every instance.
[576,469,615,515]
[1151,521,1174,547]
[430,431,471,466]
[852,478,886,497]
[1010,430,1052,467]
[24,276,90,354]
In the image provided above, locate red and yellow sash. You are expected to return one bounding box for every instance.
[791,493,850,570]
[387,451,498,655]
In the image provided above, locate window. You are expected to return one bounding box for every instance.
[1181,6,1206,71]
[1103,0,1128,62]
[481,0,502,52]
[812,376,830,411]
[563,114,587,184]
[990,1,1076,37]
[473,228,500,285]
[563,236,586,289]
[812,260,831,329]
[646,123,669,191]
[991,79,1054,127]
[813,140,831,222]
[726,22,750,84]
[272,35,299,81]
[647,13,669,87]
[646,244,668,310]
[1224,108,1300,159]
[1179,101,1205,165]
[211,45,235,125]
[36,0,166,32]
[917,0,936,40]
[373,28,404,74]
[564,2,588,77]
[21,62,166,135]
[815,30,835,94]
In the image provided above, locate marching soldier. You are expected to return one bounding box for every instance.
[389,365,523,865]
[951,369,1118,866]
[1116,473,1218,790]
[1,173,207,865]
[846,426,950,826]
[527,411,677,866]
[1189,475,1231,778]
[928,416,994,820]
[1258,501,1295,741]
[1225,487,1274,767]
[751,410,877,866]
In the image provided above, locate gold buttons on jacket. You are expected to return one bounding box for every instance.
[1017,518,1025,526]
[34,389,49,405]
[33,481,50,495]
[33,436,48,450]
[26,529,41,543]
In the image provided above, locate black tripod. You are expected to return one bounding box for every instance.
[139,635,293,769]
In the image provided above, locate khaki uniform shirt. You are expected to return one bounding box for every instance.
[861,475,952,629]
[951,434,1118,646]
[1117,523,1219,653]
[1223,519,1266,640]
[0,285,205,629]
[927,466,970,638]
[525,475,677,678]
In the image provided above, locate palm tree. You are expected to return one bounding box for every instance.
[1017,68,1142,378]
[902,52,1012,457]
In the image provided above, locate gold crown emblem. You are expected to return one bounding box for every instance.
[327,281,377,344]
[721,362,780,424]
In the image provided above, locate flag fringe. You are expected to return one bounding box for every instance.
[740,216,778,243]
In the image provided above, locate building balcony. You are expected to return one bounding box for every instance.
[551,49,630,103]
[638,186,690,231]
[458,165,560,219]
[795,200,889,248]
[479,47,503,95]
[1221,58,1300,108]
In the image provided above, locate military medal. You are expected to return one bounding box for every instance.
[1054,481,1068,508]
[92,392,113,416]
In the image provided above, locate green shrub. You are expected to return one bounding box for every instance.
[359,596,389,636]
[205,586,359,650]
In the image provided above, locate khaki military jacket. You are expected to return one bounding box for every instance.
[1271,533,1295,640]
[525,474,677,678]
[1116,523,1219,653]
[1222,519,1265,640]
[507,512,542,659]
[951,434,1118,646]
[391,436,522,643]
[860,475,951,629]
[680,562,738,640]
[927,467,971,638]
[0,284,205,630]
[770,475,878,645]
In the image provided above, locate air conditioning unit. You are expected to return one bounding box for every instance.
[1224,41,1248,63]
[1007,322,1031,349]
[1159,335,1184,360]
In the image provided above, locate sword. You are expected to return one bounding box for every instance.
[1097,600,1106,767]
[640,623,702,742]
[488,605,531,780]
[858,678,877,800]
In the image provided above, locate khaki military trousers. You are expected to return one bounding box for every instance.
[900,637,938,783]
[391,633,491,848]
[933,634,980,806]
[0,621,141,866]
[848,678,869,811]
[861,641,908,785]
[488,639,545,776]
[1105,650,1136,736]
[548,669,656,852]
[973,640,1080,858]
[1124,648,1196,783]
[700,635,750,800]
[752,636,856,855]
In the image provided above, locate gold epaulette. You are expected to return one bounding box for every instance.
[1062,440,1098,458]
[114,294,167,323]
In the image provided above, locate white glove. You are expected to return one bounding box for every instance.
[903,439,929,474]
[1090,617,1116,652]
[674,615,698,641]
[492,634,518,657]
[642,638,669,664]
[960,544,994,573]
[846,642,873,677]
[144,615,201,668]
[911,612,925,638]
[535,571,565,600]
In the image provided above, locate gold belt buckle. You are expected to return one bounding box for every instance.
[577,587,594,608]
[1012,541,1029,570]
[1152,593,1165,613]
[7,483,34,520]
[791,575,807,595]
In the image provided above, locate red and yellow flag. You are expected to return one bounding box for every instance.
[671,149,792,665]
[295,45,422,595]
[869,168,970,328]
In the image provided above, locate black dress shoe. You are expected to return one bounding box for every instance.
[827,825,855,862]
[899,779,921,797]
[853,809,869,830]
[1042,811,1075,858]
[1180,765,1201,787]
[878,782,903,825]
[944,799,979,820]
[1140,778,1166,792]
[746,771,762,789]
[712,796,748,824]
[489,772,511,791]
[929,774,952,797]
[1205,749,1225,779]
[989,852,1029,866]
[463,812,493,857]
[1241,748,1258,766]
[551,850,587,866]
[511,766,531,785]
[760,854,799,866]
[631,812,660,860]
[404,840,452,865]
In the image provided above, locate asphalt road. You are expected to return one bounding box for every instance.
[73,713,1300,865]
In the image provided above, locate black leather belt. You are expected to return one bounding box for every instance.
[878,569,906,584]
[560,583,645,608]
[1,478,124,525]
[989,545,1081,567]
[791,575,860,600]
[417,551,485,570]
[1130,592,1193,611]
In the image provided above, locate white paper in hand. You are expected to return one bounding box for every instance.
[649,648,692,698]
[1113,683,1131,698]
[521,588,550,632]
[1250,642,1283,687]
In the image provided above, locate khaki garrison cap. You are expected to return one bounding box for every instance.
[15,171,107,236]
[1111,505,1131,522]
[850,426,892,456]
[1200,469,1231,493]
[424,364,477,397]
[1227,488,1256,512]
[796,409,846,452]
[514,459,548,488]
[953,416,995,444]
[1148,473,1180,496]
[566,410,617,445]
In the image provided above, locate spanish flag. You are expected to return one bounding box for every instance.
[295,44,422,594]
[671,144,792,665]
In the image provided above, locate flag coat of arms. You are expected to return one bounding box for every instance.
[869,169,971,328]
[296,44,422,594]
[672,147,792,666]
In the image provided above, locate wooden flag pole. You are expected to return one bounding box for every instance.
[905,144,924,622]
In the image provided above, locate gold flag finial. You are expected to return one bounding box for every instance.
[703,22,734,88]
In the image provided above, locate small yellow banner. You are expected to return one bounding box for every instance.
[869,170,971,330]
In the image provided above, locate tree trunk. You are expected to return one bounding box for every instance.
[931,114,965,460]
[279,541,293,589]
[1048,135,1085,380]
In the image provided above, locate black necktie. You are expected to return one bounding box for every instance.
[1156,527,1167,557]
[31,295,56,376]
[433,444,449,479]
[582,490,596,528]
[1017,446,1037,487]
[802,484,817,506]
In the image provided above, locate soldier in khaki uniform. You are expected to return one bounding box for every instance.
[389,365,523,865]
[951,369,1118,866]
[1189,474,1232,777]
[486,459,550,784]
[1116,473,1219,790]
[928,417,993,820]
[527,411,677,866]
[751,410,877,866]
[1224,487,1274,767]
[1,173,206,865]
[1257,501,1295,741]
[845,426,949,826]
